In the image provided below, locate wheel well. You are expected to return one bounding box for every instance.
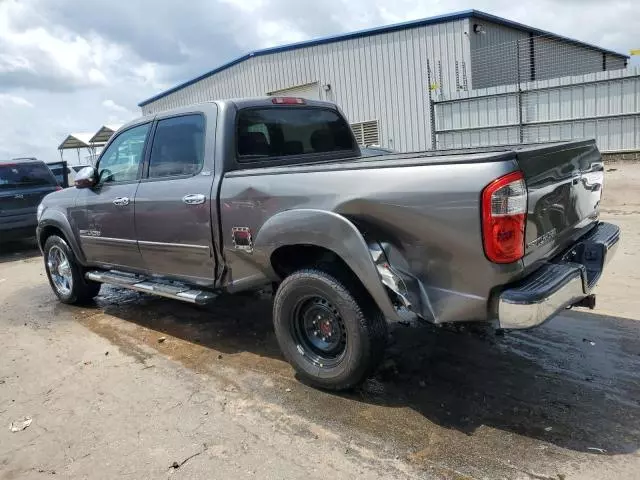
[270,244,376,310]
[38,225,65,250]
[270,245,347,279]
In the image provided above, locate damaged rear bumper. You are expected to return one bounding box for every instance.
[497,222,620,330]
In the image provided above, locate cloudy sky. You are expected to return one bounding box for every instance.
[0,0,637,163]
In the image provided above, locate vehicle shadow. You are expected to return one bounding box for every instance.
[357,311,640,455]
[0,238,40,263]
[94,287,640,455]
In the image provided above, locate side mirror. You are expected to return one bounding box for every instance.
[74,166,98,188]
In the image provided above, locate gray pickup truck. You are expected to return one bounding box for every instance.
[36,97,619,390]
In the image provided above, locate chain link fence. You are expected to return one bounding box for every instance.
[469,34,626,92]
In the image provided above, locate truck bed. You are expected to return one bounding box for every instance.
[227,140,595,174]
[222,139,603,324]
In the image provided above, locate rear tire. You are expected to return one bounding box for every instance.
[43,235,101,304]
[273,268,387,391]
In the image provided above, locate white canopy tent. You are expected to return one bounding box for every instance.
[89,124,122,144]
[58,133,106,166]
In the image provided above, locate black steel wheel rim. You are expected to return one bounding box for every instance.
[292,295,347,367]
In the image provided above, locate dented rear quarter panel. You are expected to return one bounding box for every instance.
[219,154,525,324]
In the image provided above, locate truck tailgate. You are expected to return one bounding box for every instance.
[516,140,603,269]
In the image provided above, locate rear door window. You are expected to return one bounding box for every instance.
[147,115,205,178]
[237,107,356,161]
[0,163,58,189]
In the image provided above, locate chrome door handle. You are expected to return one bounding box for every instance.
[182,194,206,205]
[113,197,130,206]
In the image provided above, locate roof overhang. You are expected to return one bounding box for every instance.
[58,133,104,150]
[89,124,122,144]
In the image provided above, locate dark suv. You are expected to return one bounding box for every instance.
[0,159,60,243]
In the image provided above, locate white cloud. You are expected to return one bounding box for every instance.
[88,68,108,86]
[0,94,33,108]
[102,99,129,113]
[0,52,30,72]
[219,0,266,13]
[256,21,308,47]
[0,7,116,90]
[131,62,169,91]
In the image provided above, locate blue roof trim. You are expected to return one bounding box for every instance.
[139,9,629,107]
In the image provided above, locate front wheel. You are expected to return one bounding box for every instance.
[273,268,387,390]
[44,235,101,304]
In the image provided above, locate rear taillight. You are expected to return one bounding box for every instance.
[482,171,527,264]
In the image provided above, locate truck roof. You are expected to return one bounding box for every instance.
[121,97,340,133]
[1,158,45,165]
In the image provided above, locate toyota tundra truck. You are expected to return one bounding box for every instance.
[36,97,619,390]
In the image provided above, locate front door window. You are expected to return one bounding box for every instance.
[97,123,150,184]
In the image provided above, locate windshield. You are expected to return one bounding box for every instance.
[0,163,58,190]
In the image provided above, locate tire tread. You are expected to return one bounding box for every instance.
[273,268,387,390]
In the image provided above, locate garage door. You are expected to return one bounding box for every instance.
[268,83,321,100]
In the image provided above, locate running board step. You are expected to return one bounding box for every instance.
[85,270,217,305]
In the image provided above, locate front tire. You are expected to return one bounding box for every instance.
[44,235,101,304]
[273,268,387,390]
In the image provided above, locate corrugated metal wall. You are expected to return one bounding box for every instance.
[468,19,626,91]
[607,54,627,71]
[533,37,603,80]
[469,20,529,89]
[435,68,640,152]
[141,20,472,152]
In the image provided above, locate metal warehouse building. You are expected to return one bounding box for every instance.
[138,9,628,152]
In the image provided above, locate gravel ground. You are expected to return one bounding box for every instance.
[1,162,639,480]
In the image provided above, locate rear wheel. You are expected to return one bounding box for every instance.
[44,235,101,304]
[273,268,387,390]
